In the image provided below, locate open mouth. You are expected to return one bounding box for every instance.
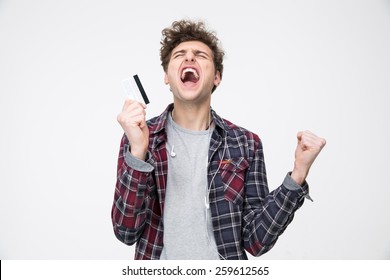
[180,67,200,84]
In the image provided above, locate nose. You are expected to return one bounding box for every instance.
[185,52,195,62]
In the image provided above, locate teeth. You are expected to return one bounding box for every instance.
[181,68,199,80]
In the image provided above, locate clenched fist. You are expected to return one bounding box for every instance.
[117,99,149,161]
[291,130,326,185]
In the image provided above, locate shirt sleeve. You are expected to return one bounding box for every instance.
[111,134,155,246]
[283,172,313,202]
[124,150,154,173]
[242,136,310,257]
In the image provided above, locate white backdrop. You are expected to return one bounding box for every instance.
[1,0,389,260]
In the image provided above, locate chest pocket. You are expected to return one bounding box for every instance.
[219,157,249,205]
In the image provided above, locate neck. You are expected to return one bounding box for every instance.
[172,102,211,131]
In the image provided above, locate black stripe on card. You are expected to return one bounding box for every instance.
[133,74,150,104]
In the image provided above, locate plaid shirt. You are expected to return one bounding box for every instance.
[112,104,309,260]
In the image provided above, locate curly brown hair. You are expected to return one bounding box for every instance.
[160,20,224,93]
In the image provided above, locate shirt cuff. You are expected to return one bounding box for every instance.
[283,172,313,202]
[125,150,154,172]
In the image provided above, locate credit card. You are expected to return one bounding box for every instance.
[121,74,150,104]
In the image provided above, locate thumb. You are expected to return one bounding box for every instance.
[139,118,147,129]
[297,131,303,143]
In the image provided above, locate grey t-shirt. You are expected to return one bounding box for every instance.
[160,113,219,260]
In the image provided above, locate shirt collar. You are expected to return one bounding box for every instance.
[149,103,174,136]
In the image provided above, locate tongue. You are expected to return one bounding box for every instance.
[182,72,198,84]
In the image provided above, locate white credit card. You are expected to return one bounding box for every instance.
[121,74,150,104]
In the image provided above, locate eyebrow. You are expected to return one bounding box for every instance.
[171,48,211,58]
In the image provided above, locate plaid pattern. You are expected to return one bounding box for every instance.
[112,104,309,260]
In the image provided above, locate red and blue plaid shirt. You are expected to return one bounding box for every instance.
[112,104,309,259]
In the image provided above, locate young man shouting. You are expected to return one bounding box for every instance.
[112,20,326,260]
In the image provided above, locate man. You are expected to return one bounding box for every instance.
[112,20,326,260]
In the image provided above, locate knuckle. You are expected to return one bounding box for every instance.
[117,114,124,123]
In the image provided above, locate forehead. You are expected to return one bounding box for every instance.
[171,40,213,55]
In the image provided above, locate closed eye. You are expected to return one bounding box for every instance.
[172,50,185,59]
[173,54,184,59]
[196,54,207,59]
[194,51,210,59]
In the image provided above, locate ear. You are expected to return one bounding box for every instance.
[214,71,221,87]
[164,72,169,85]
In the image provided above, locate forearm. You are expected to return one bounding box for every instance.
[111,163,150,244]
[111,136,154,245]
[243,174,308,256]
[291,164,309,186]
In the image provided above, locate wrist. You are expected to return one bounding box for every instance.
[291,165,309,186]
[129,146,147,161]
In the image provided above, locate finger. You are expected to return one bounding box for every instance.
[300,134,327,151]
[122,99,136,111]
[117,108,146,126]
[299,131,320,144]
[301,131,326,147]
[139,118,147,129]
[126,106,146,119]
[302,131,326,146]
[122,99,147,112]
[132,114,146,125]
[124,102,147,118]
[120,114,145,129]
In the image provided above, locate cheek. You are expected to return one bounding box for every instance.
[164,68,176,84]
